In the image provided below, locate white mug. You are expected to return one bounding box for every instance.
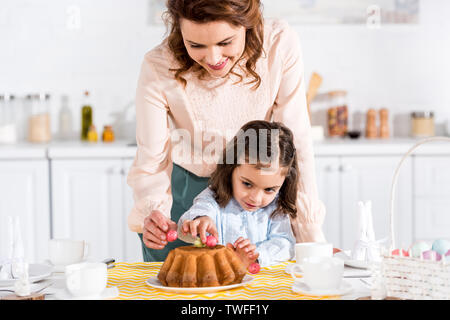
[291,256,344,290]
[294,242,333,266]
[65,262,107,298]
[49,239,89,266]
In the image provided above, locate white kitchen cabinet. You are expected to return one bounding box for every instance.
[315,155,413,250]
[340,156,413,250]
[413,156,450,241]
[123,159,144,262]
[0,160,50,263]
[51,159,138,262]
[315,157,341,247]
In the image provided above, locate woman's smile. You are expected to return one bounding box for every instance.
[207,58,229,71]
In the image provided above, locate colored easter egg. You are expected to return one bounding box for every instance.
[166,230,178,242]
[446,250,450,262]
[205,235,218,248]
[422,249,442,261]
[431,239,450,256]
[410,241,431,258]
[248,262,260,274]
[391,249,409,257]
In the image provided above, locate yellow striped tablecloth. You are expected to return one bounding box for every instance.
[107,261,341,300]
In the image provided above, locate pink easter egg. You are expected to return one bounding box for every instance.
[205,235,218,248]
[248,262,260,274]
[166,230,178,242]
[422,249,442,261]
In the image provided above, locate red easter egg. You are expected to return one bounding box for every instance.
[205,235,218,248]
[248,262,260,274]
[166,230,178,242]
[391,249,409,257]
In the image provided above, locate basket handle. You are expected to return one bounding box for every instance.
[389,136,450,250]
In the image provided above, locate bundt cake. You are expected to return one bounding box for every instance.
[157,245,247,287]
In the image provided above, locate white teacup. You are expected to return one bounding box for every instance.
[291,256,344,290]
[65,262,107,298]
[49,239,88,266]
[294,242,333,266]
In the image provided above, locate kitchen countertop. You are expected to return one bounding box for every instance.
[1,137,450,160]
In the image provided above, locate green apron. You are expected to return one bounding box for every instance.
[138,163,209,262]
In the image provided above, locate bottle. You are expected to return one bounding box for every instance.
[58,95,73,140]
[102,125,115,143]
[87,124,98,142]
[81,91,92,141]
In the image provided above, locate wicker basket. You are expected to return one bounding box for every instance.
[380,136,450,300]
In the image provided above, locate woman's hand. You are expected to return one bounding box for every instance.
[142,210,177,249]
[181,216,219,245]
[227,237,259,268]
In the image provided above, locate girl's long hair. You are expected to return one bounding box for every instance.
[209,120,299,219]
[163,0,264,89]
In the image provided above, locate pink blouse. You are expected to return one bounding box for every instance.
[127,19,326,243]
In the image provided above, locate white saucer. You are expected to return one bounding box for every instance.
[54,286,119,300]
[0,264,53,287]
[44,259,87,273]
[146,274,254,294]
[343,260,372,270]
[292,280,353,297]
[284,262,371,278]
[285,263,303,276]
[333,251,372,270]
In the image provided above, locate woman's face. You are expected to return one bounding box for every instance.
[231,164,286,212]
[180,18,246,78]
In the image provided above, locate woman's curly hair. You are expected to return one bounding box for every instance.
[163,0,264,89]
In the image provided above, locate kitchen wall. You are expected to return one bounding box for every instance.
[1,0,450,140]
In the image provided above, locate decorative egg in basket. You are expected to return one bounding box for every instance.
[391,248,409,256]
[409,241,431,258]
[431,239,450,256]
[422,249,442,261]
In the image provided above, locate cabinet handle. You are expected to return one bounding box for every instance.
[340,164,353,172]
[108,167,122,175]
[326,164,339,172]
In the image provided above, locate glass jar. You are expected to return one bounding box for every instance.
[0,94,17,144]
[327,90,348,137]
[411,111,434,138]
[102,125,115,143]
[28,93,51,143]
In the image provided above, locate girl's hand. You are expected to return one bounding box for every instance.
[181,216,219,245]
[227,237,259,268]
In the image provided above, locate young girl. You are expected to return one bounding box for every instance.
[177,120,299,267]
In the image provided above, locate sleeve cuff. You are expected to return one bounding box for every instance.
[297,222,326,243]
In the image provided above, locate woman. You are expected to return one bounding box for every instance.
[127,0,326,262]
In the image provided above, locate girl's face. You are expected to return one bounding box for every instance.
[231,163,287,212]
[180,18,246,78]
